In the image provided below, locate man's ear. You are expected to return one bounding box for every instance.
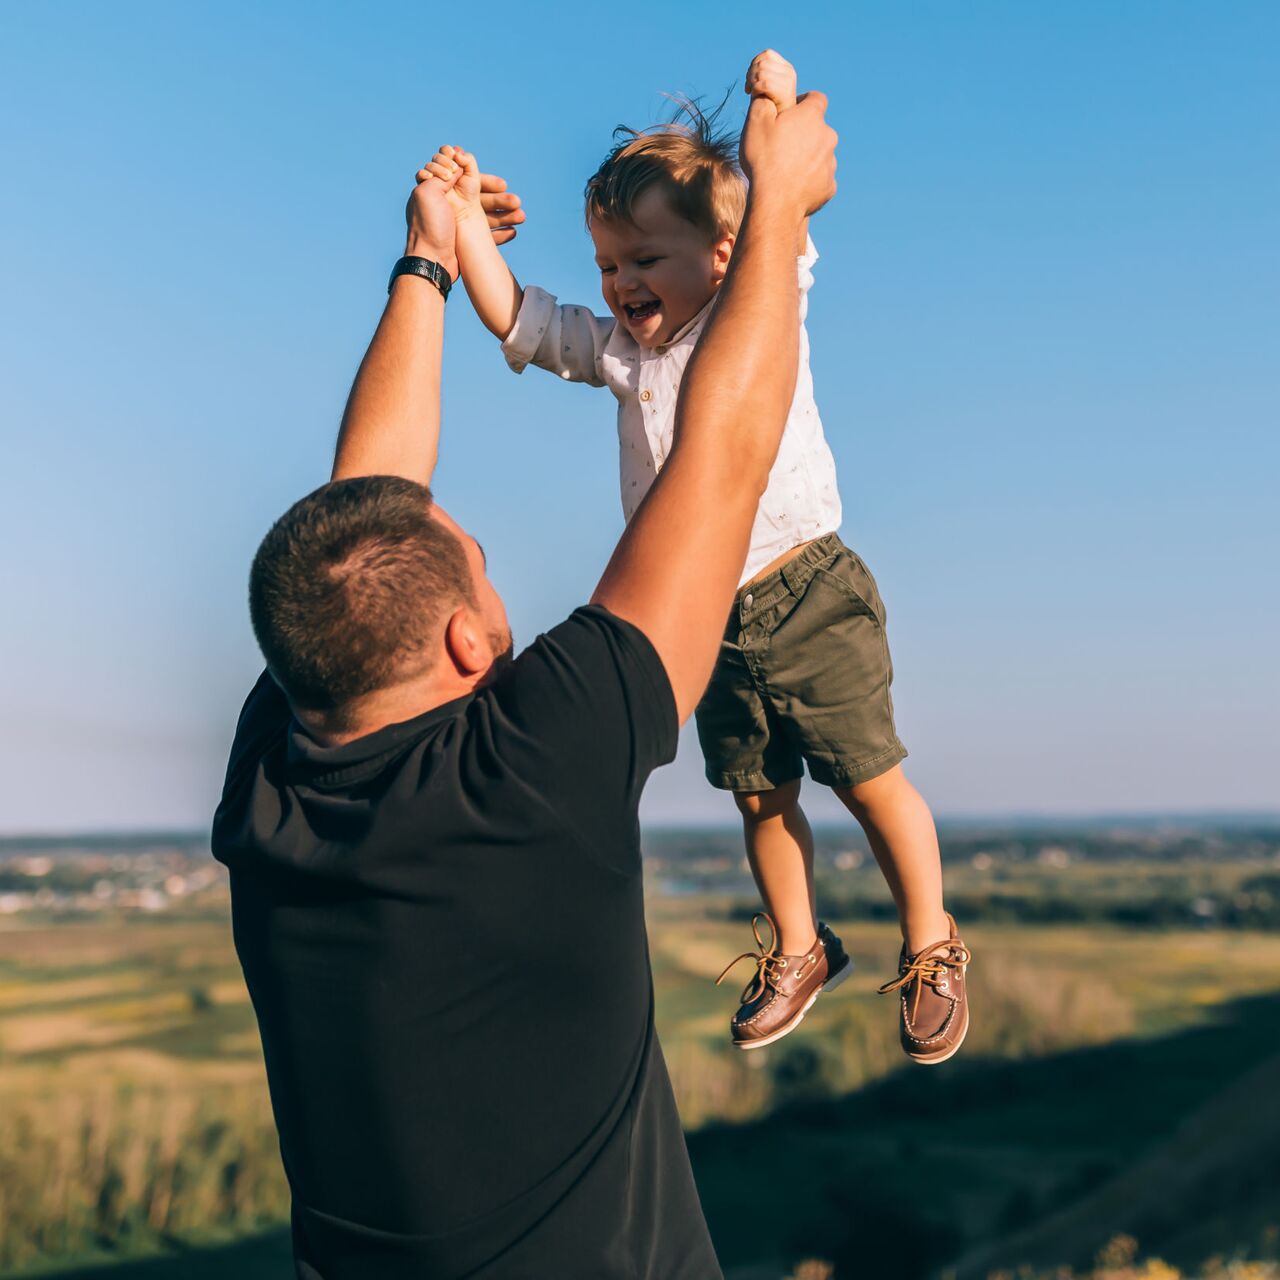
[443,607,488,677]
[711,233,736,285]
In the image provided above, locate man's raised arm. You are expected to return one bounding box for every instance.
[331,172,527,485]
[591,92,838,721]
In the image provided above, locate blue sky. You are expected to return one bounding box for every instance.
[1,1,1276,831]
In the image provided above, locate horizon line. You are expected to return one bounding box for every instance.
[3,807,1279,843]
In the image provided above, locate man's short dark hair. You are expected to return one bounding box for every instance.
[249,476,473,717]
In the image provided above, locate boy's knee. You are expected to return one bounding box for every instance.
[837,763,906,812]
[734,779,802,822]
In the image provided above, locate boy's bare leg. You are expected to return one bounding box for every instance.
[832,764,950,955]
[733,779,818,954]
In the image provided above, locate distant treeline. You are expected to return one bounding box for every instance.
[645,822,1280,867]
[930,826,1280,865]
[736,871,1280,931]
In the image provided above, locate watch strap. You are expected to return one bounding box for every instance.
[388,256,452,300]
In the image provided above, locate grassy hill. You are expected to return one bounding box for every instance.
[21,992,1280,1280]
[688,990,1280,1278]
[938,1039,1280,1278]
[4,902,1280,1279]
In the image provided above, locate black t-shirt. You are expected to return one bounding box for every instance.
[212,606,722,1280]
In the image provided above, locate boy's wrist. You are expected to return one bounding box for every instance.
[454,203,490,230]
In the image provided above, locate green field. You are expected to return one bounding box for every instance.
[1,869,1278,1279]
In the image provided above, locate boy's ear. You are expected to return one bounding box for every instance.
[711,233,736,284]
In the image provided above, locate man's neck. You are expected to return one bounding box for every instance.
[297,668,482,748]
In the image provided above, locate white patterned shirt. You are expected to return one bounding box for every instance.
[501,237,842,587]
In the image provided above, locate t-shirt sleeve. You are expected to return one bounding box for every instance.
[485,605,678,872]
[211,670,290,857]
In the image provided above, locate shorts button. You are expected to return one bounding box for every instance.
[743,592,754,609]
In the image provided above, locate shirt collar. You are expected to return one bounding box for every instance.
[651,292,718,355]
[286,693,474,789]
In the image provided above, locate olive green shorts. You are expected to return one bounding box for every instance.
[694,533,908,792]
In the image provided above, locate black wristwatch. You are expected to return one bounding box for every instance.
[388,256,452,301]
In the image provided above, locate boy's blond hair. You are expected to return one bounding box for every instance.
[584,100,746,242]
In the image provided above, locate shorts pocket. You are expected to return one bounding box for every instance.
[813,549,887,628]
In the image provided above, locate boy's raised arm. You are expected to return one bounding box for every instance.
[426,147,525,341]
[591,91,837,722]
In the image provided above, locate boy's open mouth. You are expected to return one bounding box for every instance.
[624,301,660,323]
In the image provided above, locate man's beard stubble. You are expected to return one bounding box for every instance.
[487,628,515,680]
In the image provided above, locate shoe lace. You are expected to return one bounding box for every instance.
[877,938,973,1024]
[715,912,789,1005]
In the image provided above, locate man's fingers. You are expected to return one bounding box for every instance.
[483,205,527,224]
[422,156,458,184]
[480,183,527,234]
[486,211,527,236]
[480,191,522,211]
[479,172,509,194]
[491,228,519,246]
[424,160,460,189]
[795,89,829,115]
[746,95,778,126]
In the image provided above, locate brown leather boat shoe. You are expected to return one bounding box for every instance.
[878,913,972,1065]
[717,914,852,1050]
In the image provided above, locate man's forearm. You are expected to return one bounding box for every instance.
[456,213,524,341]
[331,275,445,485]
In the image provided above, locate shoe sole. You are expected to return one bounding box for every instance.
[733,955,854,1052]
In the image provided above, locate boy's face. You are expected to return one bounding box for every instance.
[591,184,734,349]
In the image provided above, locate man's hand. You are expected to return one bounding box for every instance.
[421,145,527,246]
[404,172,460,279]
[740,89,837,218]
[480,172,526,246]
[745,48,797,112]
[745,49,808,251]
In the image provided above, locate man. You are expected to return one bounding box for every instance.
[212,90,837,1279]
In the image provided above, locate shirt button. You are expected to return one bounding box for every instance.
[639,389,652,402]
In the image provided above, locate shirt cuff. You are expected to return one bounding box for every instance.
[501,286,558,373]
[797,235,819,294]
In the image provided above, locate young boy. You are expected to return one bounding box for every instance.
[426,50,972,1063]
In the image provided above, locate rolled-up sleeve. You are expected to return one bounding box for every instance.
[501,287,615,387]
[797,236,819,324]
